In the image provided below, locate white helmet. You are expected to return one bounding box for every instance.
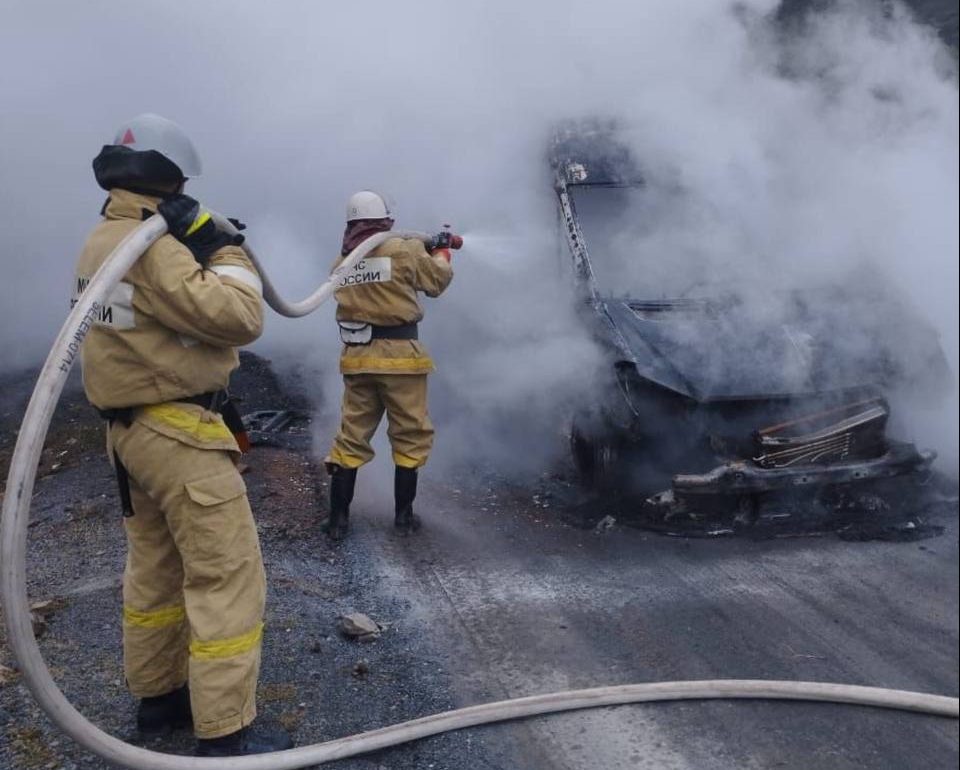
[346,190,392,222]
[112,113,202,178]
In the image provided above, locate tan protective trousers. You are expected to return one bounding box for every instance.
[109,419,266,739]
[327,373,433,469]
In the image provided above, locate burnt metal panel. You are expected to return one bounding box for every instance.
[671,442,934,496]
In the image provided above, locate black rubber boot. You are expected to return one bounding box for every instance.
[195,723,294,756]
[136,684,192,737]
[322,464,357,541]
[394,466,421,535]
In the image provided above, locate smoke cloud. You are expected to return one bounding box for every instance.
[1,0,956,477]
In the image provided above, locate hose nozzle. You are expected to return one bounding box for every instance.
[428,226,464,252]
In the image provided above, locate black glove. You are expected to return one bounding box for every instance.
[157,193,202,236]
[158,194,244,266]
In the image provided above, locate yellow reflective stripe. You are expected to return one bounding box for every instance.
[327,447,367,469]
[184,210,212,237]
[142,404,234,443]
[124,604,186,629]
[393,451,424,469]
[190,622,264,661]
[340,357,434,373]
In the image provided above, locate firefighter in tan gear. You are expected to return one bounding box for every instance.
[323,191,453,540]
[76,114,291,757]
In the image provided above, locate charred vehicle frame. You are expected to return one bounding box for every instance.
[550,122,947,532]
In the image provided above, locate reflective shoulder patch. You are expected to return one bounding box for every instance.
[72,275,136,330]
[209,264,263,296]
[338,256,392,289]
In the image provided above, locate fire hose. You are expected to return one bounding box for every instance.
[1,215,956,769]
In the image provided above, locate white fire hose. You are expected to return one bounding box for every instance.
[1,215,956,769]
[208,213,431,318]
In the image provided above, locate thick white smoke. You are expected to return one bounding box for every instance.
[0,0,956,476]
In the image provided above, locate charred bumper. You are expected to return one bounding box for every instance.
[657,441,934,502]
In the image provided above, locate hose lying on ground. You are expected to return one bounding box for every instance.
[1,216,957,770]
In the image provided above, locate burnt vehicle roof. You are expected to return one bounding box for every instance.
[551,123,952,403]
[550,121,644,188]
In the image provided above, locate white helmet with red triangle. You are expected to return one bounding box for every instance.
[112,113,202,178]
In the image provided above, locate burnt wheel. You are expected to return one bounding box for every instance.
[569,419,620,488]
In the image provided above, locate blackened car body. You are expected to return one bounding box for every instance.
[550,122,950,532]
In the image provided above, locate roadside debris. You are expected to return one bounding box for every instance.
[29,613,47,639]
[242,409,311,448]
[351,660,371,679]
[837,518,945,542]
[30,598,67,616]
[28,598,69,640]
[594,515,616,533]
[339,612,382,642]
[0,665,19,687]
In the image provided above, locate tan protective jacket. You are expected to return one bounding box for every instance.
[76,190,264,426]
[333,236,452,375]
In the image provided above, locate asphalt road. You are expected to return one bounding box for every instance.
[333,468,959,770]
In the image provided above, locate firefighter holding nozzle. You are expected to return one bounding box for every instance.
[323,191,456,540]
[75,114,292,756]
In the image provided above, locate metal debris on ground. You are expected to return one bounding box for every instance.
[241,409,310,448]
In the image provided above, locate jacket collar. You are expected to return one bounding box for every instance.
[102,188,164,221]
[341,218,394,255]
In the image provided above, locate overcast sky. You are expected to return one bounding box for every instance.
[1,0,957,473]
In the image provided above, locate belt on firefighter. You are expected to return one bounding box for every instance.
[98,390,232,419]
[96,406,134,426]
[95,390,250,519]
[370,322,419,340]
[179,390,229,412]
[173,391,250,451]
[96,390,228,425]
